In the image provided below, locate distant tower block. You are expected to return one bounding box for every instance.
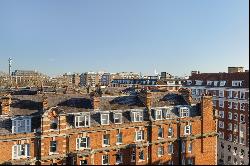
[8,58,12,76]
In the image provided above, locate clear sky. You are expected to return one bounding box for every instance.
[0,0,249,77]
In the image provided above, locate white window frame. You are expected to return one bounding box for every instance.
[114,113,122,124]
[214,81,219,86]
[220,81,226,86]
[234,113,238,121]
[103,134,110,146]
[139,150,145,161]
[179,107,189,118]
[219,90,224,97]
[155,110,163,120]
[131,149,136,162]
[116,133,122,144]
[207,81,213,86]
[240,103,245,111]
[228,123,232,131]
[228,91,233,98]
[232,81,242,87]
[102,155,109,165]
[228,101,232,109]
[219,100,224,108]
[12,144,30,159]
[219,111,224,118]
[195,80,203,85]
[76,137,90,150]
[239,91,245,99]
[240,114,245,122]
[219,131,224,139]
[168,144,174,155]
[219,121,224,129]
[49,141,57,153]
[228,112,232,120]
[233,102,238,110]
[158,127,164,138]
[184,125,192,135]
[131,111,143,122]
[158,146,164,157]
[75,114,90,128]
[115,153,123,164]
[101,114,110,125]
[12,117,32,134]
[136,130,144,141]
[188,142,192,153]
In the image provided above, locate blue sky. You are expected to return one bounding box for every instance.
[0,0,249,77]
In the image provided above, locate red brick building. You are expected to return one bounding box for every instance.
[0,88,217,165]
[185,67,249,165]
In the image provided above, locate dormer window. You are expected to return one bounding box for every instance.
[101,114,110,125]
[195,80,203,86]
[50,118,58,130]
[163,108,172,119]
[179,107,189,118]
[155,110,162,120]
[207,81,213,86]
[232,81,243,87]
[214,81,219,86]
[220,81,226,86]
[113,113,122,124]
[131,111,143,122]
[12,117,32,133]
[75,114,90,127]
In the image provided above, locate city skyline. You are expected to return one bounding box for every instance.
[0,0,249,77]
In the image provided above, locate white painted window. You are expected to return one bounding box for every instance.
[12,144,30,159]
[219,111,224,118]
[114,113,122,124]
[184,125,192,135]
[103,134,110,146]
[12,117,32,133]
[168,144,174,154]
[228,91,233,98]
[76,137,90,150]
[220,81,226,86]
[75,114,90,127]
[233,135,238,143]
[232,81,242,87]
[102,155,109,165]
[228,112,232,120]
[158,127,164,138]
[228,123,232,131]
[101,114,109,125]
[158,146,164,157]
[139,150,145,160]
[233,102,238,110]
[219,90,224,97]
[179,107,189,118]
[240,114,245,122]
[155,110,163,120]
[219,121,224,129]
[214,81,219,86]
[168,127,173,137]
[240,103,245,111]
[165,109,171,119]
[136,130,144,141]
[50,118,58,130]
[191,89,196,95]
[228,101,232,109]
[207,81,213,86]
[233,91,238,98]
[234,113,238,121]
[116,132,122,144]
[219,100,224,108]
[239,91,245,99]
[195,80,203,85]
[116,153,123,164]
[131,111,143,122]
[219,131,224,139]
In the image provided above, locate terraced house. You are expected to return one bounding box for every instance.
[185,67,249,165]
[0,88,218,165]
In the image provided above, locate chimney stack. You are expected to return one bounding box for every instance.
[138,89,152,109]
[42,94,49,110]
[0,94,12,115]
[178,88,192,105]
[90,91,101,110]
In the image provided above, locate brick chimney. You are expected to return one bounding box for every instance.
[42,94,49,110]
[91,95,100,110]
[178,88,192,105]
[138,89,152,109]
[0,94,12,115]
